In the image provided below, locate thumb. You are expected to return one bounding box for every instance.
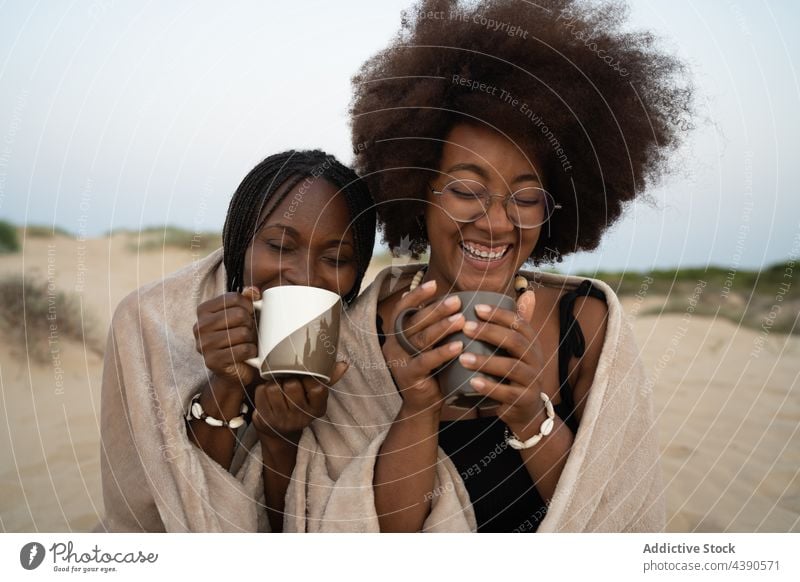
[328,360,350,385]
[516,290,536,325]
[241,285,261,302]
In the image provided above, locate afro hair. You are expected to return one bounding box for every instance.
[350,0,693,263]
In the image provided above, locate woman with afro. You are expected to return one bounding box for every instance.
[337,0,693,533]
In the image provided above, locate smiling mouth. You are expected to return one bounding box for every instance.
[459,240,512,262]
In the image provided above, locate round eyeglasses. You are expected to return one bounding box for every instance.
[430,179,561,230]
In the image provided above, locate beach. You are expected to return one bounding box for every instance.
[1,235,797,532]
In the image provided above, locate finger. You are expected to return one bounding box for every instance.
[328,360,349,385]
[516,290,536,325]
[241,285,261,302]
[406,311,465,353]
[399,278,437,307]
[282,377,311,412]
[301,377,329,416]
[412,340,463,376]
[200,326,257,350]
[473,303,533,337]
[223,342,258,363]
[252,383,274,427]
[404,294,462,338]
[264,381,289,413]
[467,376,530,406]
[458,352,535,387]
[199,292,256,315]
[462,320,533,360]
[197,306,256,334]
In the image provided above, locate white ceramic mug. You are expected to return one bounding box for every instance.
[245,286,342,383]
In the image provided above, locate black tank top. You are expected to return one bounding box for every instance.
[376,279,606,532]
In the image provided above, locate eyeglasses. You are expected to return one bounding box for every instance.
[430,179,561,230]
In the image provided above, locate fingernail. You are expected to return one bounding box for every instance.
[475,304,491,314]
[449,341,463,353]
[422,280,436,290]
[448,313,462,322]
[463,321,477,332]
[460,353,477,365]
[444,295,460,307]
[470,377,486,390]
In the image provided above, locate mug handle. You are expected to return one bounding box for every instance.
[393,307,421,356]
[244,299,263,369]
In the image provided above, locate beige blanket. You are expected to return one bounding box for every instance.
[96,249,268,532]
[285,265,665,532]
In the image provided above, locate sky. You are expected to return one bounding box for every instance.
[0,0,798,274]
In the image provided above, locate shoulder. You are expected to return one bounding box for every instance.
[111,250,224,330]
[525,272,612,420]
[571,281,610,420]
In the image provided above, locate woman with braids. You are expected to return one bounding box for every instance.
[283,0,693,532]
[96,150,375,532]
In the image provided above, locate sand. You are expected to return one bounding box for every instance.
[0,237,797,532]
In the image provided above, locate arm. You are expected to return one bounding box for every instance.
[187,288,260,469]
[260,431,302,533]
[252,367,345,532]
[373,403,442,532]
[513,294,607,501]
[185,375,249,470]
[373,280,466,532]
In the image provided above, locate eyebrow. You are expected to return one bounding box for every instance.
[511,173,542,186]
[444,163,489,181]
[264,223,354,249]
[444,164,542,186]
[264,223,300,237]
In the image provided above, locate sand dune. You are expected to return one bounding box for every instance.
[0,236,797,531]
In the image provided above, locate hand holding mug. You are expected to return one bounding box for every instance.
[382,280,466,414]
[193,286,261,388]
[252,361,349,442]
[458,290,553,432]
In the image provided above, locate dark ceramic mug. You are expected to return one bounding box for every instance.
[394,290,516,409]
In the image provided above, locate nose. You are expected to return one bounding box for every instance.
[474,195,515,237]
[281,256,324,288]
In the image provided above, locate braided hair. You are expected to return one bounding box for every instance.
[222,150,376,305]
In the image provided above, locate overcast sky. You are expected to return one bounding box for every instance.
[1,0,798,273]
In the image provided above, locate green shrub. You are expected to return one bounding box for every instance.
[0,275,103,362]
[587,261,798,335]
[24,224,73,238]
[0,220,20,253]
[122,225,221,254]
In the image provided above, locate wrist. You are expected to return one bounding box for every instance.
[259,430,301,462]
[507,406,549,441]
[397,401,442,427]
[200,375,247,421]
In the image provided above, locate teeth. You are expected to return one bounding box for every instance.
[461,242,509,261]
